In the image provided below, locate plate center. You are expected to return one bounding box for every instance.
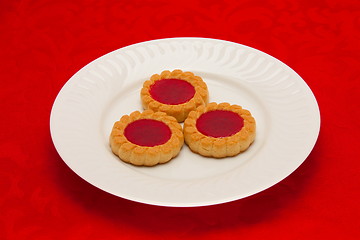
[102,73,268,180]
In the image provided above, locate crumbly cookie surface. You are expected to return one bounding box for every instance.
[183,102,256,158]
[110,110,184,166]
[141,69,209,122]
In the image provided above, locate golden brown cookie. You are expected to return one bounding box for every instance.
[140,69,209,122]
[183,102,256,158]
[110,110,184,166]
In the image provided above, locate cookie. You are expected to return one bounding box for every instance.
[183,102,256,158]
[110,110,184,166]
[141,69,208,122]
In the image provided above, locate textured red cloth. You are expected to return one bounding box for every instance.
[1,0,359,239]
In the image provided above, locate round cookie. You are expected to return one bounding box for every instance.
[110,110,184,166]
[141,69,209,122]
[183,102,256,158]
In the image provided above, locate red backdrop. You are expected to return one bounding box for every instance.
[1,0,359,239]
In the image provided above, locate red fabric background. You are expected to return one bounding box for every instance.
[1,0,359,239]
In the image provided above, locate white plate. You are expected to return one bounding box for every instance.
[50,38,320,207]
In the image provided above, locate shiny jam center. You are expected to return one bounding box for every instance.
[149,78,195,105]
[196,110,244,138]
[124,119,171,147]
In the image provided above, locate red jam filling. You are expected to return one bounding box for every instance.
[124,119,171,147]
[149,78,195,105]
[196,110,244,138]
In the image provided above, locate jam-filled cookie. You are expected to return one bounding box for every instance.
[141,69,209,122]
[183,102,256,158]
[110,110,184,166]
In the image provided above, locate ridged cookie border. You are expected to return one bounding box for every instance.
[110,110,184,166]
[183,102,256,158]
[141,69,209,122]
